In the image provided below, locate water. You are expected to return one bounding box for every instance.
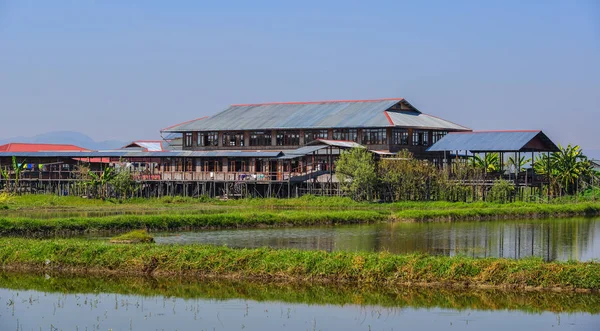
[1,272,598,331]
[154,218,600,261]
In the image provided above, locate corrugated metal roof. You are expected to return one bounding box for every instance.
[0,150,283,158]
[286,145,329,155]
[427,131,559,153]
[161,98,469,133]
[386,112,469,131]
[0,143,90,152]
[122,141,164,152]
[308,139,364,149]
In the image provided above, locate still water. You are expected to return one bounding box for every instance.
[0,273,598,331]
[154,218,600,261]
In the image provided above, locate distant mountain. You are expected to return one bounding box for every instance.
[0,131,130,151]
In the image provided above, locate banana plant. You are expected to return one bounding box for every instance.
[469,153,501,173]
[88,168,115,199]
[4,156,28,194]
[534,144,592,195]
[506,155,531,173]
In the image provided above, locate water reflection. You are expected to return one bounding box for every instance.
[0,272,598,331]
[155,218,600,261]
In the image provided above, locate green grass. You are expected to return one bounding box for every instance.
[110,229,154,243]
[1,271,598,313]
[1,202,600,236]
[0,210,388,235]
[0,238,598,290]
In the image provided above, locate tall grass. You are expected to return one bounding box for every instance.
[0,238,598,290]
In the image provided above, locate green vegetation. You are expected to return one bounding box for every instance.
[335,145,598,202]
[1,197,600,235]
[0,238,598,290]
[0,210,388,235]
[1,271,598,313]
[110,229,154,244]
[335,147,378,201]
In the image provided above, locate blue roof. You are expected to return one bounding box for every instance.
[427,131,559,153]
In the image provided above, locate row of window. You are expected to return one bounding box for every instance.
[184,130,448,147]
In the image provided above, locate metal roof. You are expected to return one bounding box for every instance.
[427,131,559,153]
[286,145,329,155]
[122,141,164,152]
[308,139,364,149]
[0,150,283,159]
[0,143,90,152]
[386,112,469,131]
[161,98,469,133]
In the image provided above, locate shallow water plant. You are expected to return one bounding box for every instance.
[110,229,154,244]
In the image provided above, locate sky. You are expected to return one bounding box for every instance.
[0,1,599,156]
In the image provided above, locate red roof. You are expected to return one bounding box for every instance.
[0,142,90,152]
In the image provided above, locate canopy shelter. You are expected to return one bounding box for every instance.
[426,130,561,192]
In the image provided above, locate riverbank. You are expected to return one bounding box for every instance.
[1,238,598,291]
[1,202,600,235]
[1,271,598,313]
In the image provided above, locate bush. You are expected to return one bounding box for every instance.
[487,180,515,203]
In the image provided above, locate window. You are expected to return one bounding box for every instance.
[222,132,245,147]
[361,129,387,145]
[184,133,193,147]
[432,131,448,144]
[412,130,429,146]
[250,131,272,146]
[391,128,409,145]
[198,132,219,147]
[304,130,328,144]
[276,131,300,146]
[332,129,358,142]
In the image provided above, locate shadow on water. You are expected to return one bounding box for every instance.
[0,271,598,314]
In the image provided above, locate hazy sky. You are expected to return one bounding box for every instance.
[1,1,599,156]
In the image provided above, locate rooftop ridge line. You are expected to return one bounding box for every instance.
[231,98,405,107]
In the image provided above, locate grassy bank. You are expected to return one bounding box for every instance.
[1,272,598,313]
[0,210,388,235]
[0,238,598,290]
[3,194,600,212]
[1,202,600,235]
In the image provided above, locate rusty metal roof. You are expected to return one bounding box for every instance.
[161,98,469,133]
[427,131,559,153]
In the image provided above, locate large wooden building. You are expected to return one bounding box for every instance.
[159,98,470,174]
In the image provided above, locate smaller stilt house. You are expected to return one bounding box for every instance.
[427,130,560,187]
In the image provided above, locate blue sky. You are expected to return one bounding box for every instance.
[0,1,599,156]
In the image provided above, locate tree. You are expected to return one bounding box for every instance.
[111,168,138,199]
[335,148,377,201]
[534,144,592,195]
